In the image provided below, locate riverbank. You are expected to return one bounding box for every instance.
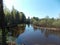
[33,25,60,31]
[7,41,16,45]
[7,41,25,45]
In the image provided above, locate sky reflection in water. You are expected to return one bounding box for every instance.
[16,25,60,45]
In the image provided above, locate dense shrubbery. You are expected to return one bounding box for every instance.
[31,16,60,28]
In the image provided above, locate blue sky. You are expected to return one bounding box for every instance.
[3,0,60,18]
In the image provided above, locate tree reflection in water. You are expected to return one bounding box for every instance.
[16,25,60,45]
[33,26,60,38]
[44,30,60,38]
[7,24,26,42]
[27,24,30,27]
[33,26,38,31]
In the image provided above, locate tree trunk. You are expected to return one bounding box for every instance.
[0,0,7,45]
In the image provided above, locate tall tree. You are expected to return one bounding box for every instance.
[26,17,30,24]
[0,0,6,45]
[11,6,17,24]
[15,11,20,24]
[19,12,26,23]
[4,6,11,26]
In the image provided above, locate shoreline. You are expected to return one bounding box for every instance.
[33,25,60,31]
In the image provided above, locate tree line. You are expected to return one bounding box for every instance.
[31,16,60,28]
[4,6,60,28]
[4,6,30,27]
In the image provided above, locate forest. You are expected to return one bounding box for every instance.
[4,6,30,27]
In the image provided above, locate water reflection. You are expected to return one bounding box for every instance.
[7,24,26,42]
[12,24,26,37]
[45,30,60,38]
[27,24,30,27]
[33,26,38,30]
[16,25,60,45]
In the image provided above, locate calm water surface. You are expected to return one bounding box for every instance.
[10,24,60,45]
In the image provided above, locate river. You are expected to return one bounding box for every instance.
[7,24,60,45]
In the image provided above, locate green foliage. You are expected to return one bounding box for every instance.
[33,17,39,21]
[31,17,39,24]
[52,20,60,28]
[19,12,26,23]
[31,16,60,28]
[39,18,55,27]
[4,6,60,28]
[26,17,30,24]
[15,11,20,24]
[39,20,47,27]
[4,6,11,26]
[4,6,26,27]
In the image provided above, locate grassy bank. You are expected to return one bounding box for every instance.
[31,16,60,30]
[33,25,60,31]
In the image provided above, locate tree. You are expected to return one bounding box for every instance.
[52,20,60,28]
[15,11,20,24]
[39,19,47,27]
[4,6,11,26]
[33,17,39,21]
[26,17,30,24]
[31,18,36,24]
[19,12,26,23]
[0,0,7,45]
[11,6,17,24]
[31,17,39,24]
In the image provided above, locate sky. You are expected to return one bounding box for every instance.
[3,0,60,18]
